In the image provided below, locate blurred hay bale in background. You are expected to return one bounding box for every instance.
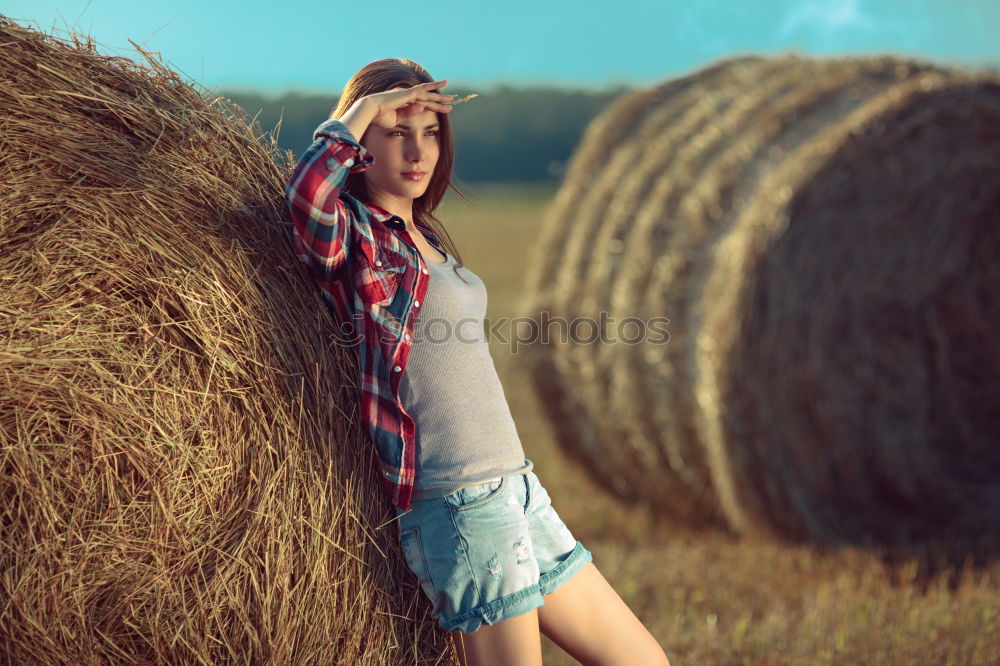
[519,53,1000,548]
[0,16,450,664]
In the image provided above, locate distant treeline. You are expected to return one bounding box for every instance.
[220,85,630,183]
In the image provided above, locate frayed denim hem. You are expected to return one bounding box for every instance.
[440,541,593,634]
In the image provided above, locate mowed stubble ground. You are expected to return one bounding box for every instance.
[435,182,999,665]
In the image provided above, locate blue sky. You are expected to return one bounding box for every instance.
[6,0,998,95]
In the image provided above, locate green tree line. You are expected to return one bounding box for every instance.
[221,85,630,184]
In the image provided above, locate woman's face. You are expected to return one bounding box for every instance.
[360,108,441,206]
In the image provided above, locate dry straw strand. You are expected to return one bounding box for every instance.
[448,93,479,105]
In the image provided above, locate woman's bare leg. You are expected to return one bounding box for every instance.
[451,607,542,666]
[537,562,671,666]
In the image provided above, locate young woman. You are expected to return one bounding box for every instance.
[286,58,670,666]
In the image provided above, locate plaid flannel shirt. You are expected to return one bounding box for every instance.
[285,118,445,512]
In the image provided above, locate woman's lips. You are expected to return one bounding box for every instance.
[402,171,425,181]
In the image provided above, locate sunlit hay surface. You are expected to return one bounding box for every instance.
[519,53,1000,549]
[0,16,452,665]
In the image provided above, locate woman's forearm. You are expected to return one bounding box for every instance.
[338,98,378,144]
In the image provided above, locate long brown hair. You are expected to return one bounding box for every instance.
[330,58,471,282]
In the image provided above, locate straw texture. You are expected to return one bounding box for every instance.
[0,17,452,664]
[518,53,1000,547]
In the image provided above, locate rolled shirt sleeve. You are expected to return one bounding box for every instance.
[285,119,375,283]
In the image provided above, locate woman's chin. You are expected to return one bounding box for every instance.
[402,181,431,198]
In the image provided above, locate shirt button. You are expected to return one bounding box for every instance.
[421,268,428,274]
[345,158,354,166]
[375,260,383,266]
[325,158,337,170]
[393,365,402,372]
[414,300,420,307]
[404,333,411,340]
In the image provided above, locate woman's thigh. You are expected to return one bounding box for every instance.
[451,608,542,666]
[536,561,671,666]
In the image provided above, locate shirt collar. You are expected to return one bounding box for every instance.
[365,201,406,229]
[365,200,442,248]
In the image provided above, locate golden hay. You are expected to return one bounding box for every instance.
[518,53,1000,547]
[0,17,452,664]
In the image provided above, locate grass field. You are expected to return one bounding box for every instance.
[435,182,999,665]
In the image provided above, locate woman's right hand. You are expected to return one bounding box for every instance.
[365,80,454,129]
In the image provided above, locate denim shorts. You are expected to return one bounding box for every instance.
[393,468,593,633]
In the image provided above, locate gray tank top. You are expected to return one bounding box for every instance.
[399,248,532,500]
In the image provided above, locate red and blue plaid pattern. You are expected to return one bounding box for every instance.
[285,119,445,511]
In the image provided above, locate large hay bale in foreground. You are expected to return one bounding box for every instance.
[0,17,451,664]
[519,53,1000,547]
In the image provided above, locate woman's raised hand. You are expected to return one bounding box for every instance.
[367,80,454,129]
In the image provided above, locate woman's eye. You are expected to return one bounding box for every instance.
[388,130,437,137]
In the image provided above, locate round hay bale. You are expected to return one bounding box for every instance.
[519,53,1000,547]
[0,17,451,664]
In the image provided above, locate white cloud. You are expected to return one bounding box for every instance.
[780,0,875,35]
